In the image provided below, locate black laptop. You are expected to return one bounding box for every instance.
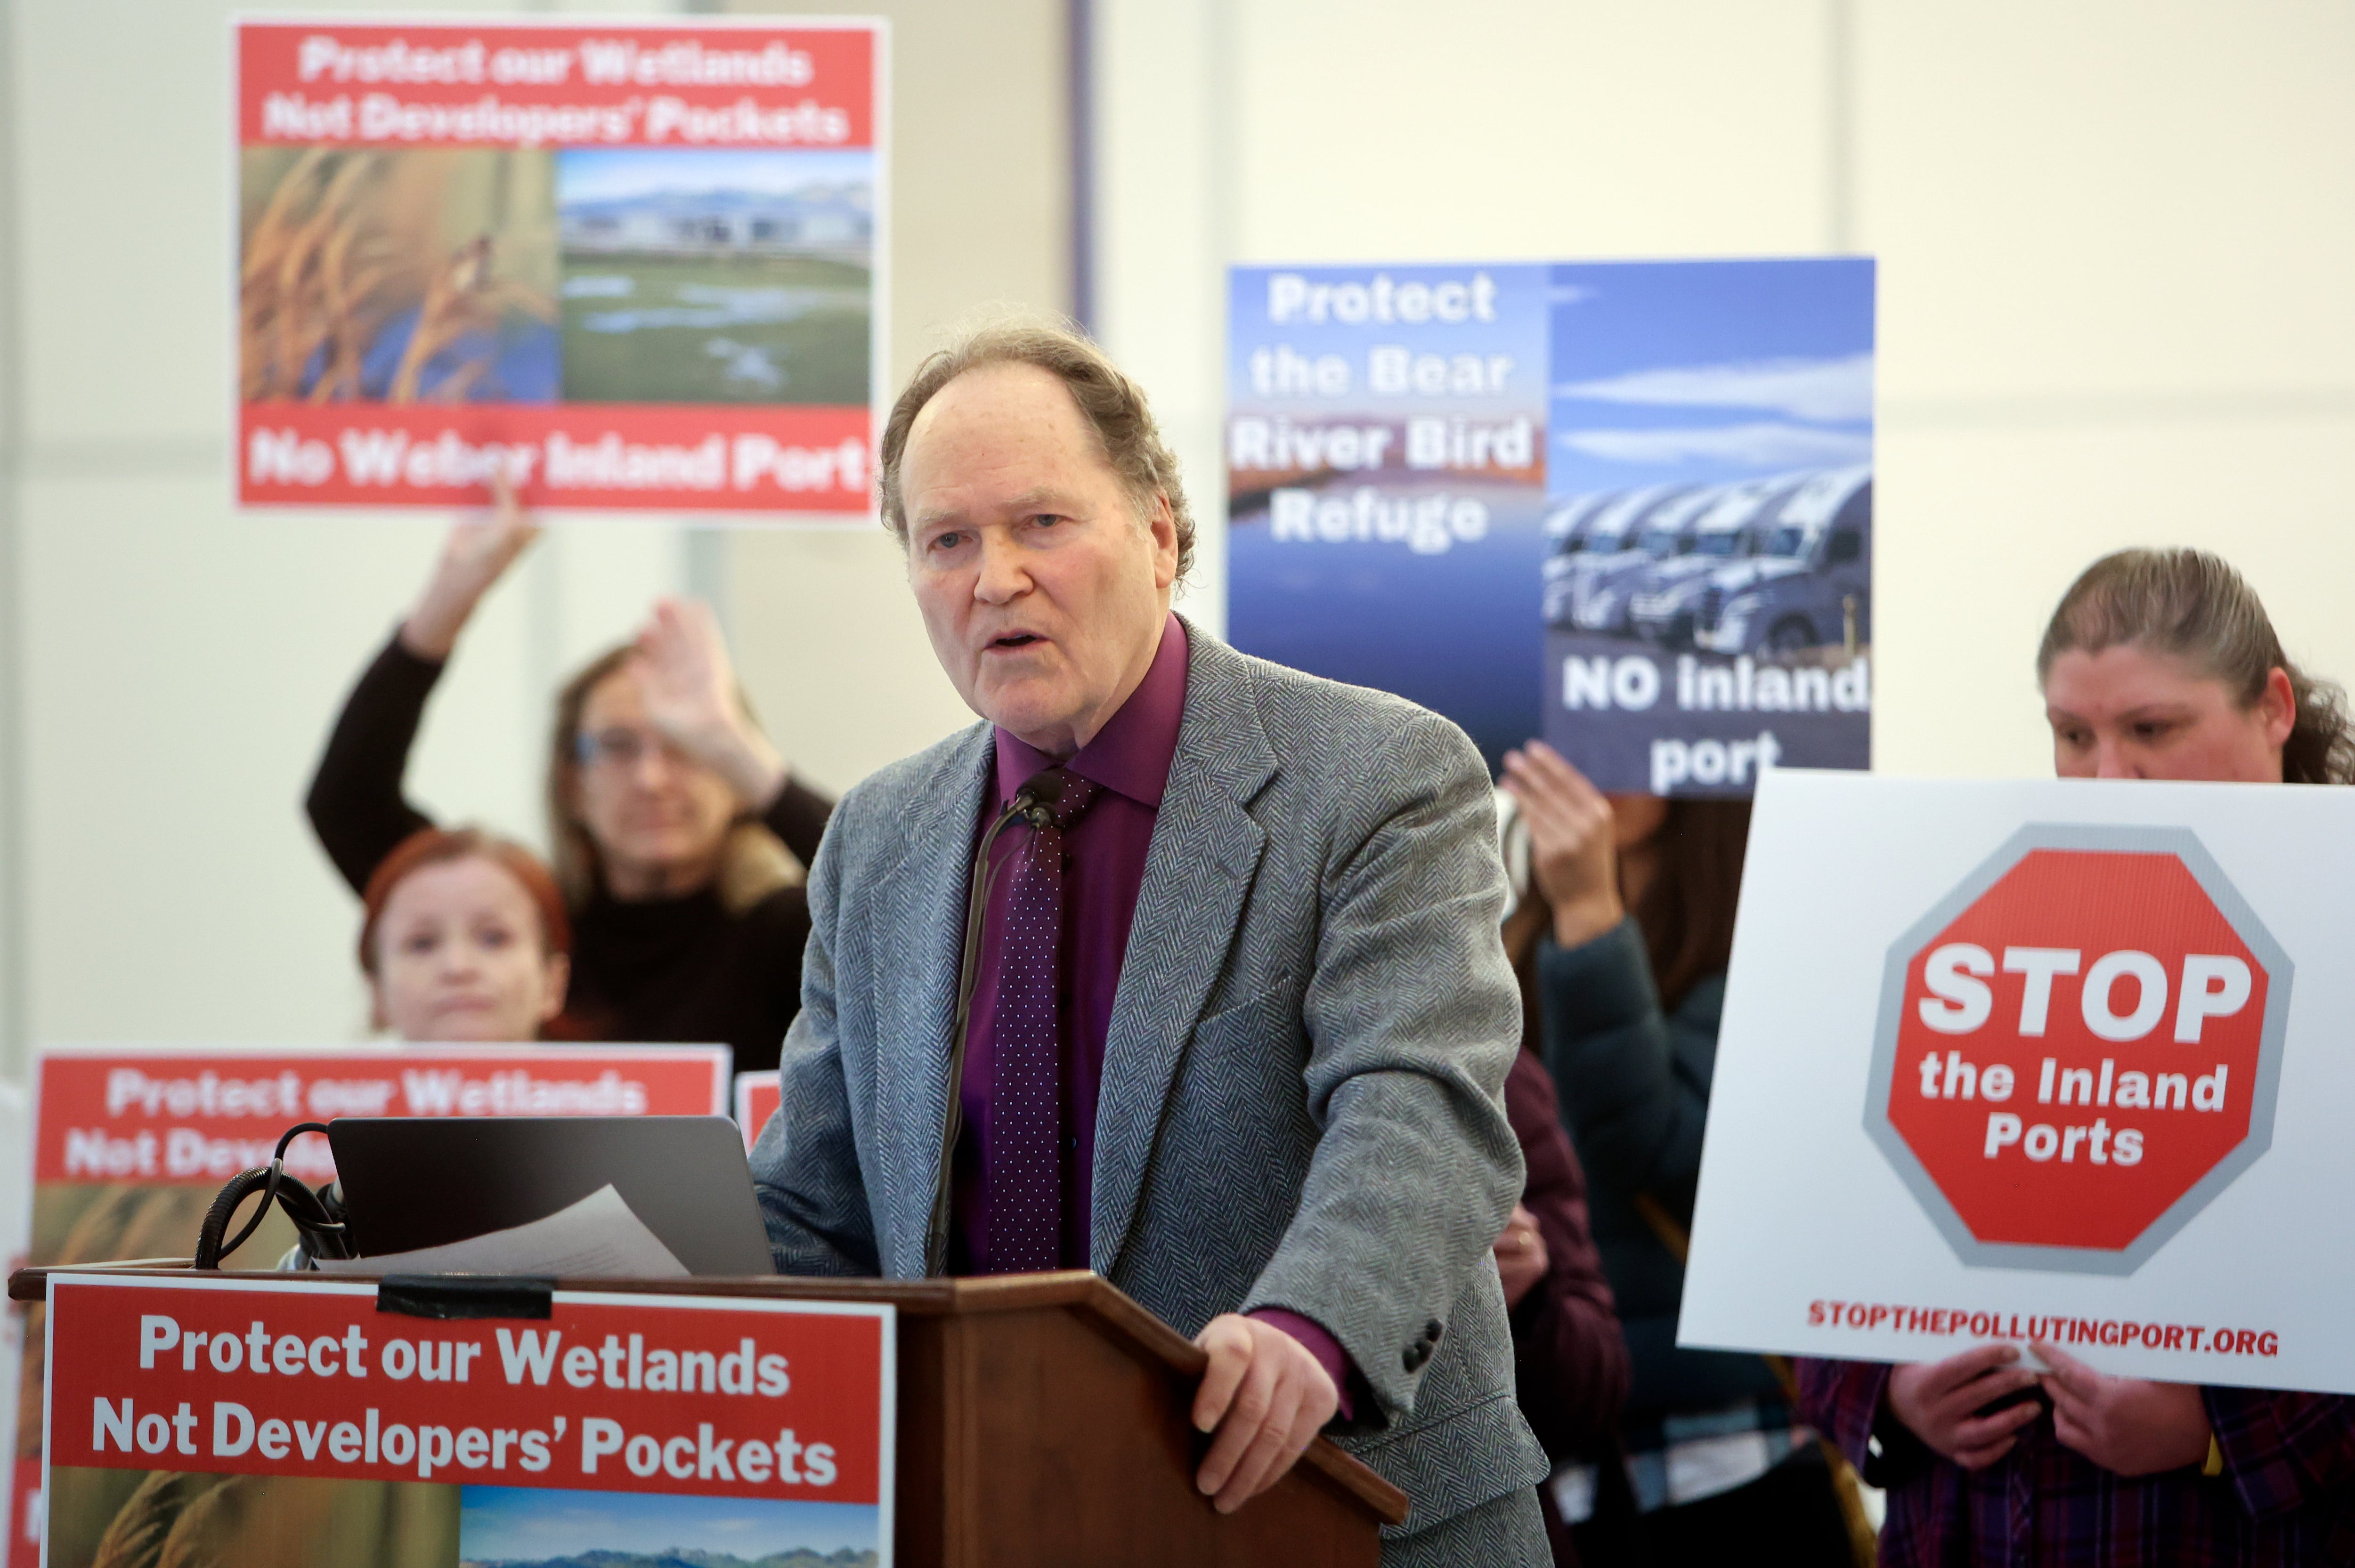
[328,1115,777,1277]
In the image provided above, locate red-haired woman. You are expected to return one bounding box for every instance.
[359,826,571,1043]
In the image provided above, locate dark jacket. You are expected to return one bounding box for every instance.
[1505,1048,1632,1567]
[1505,1049,1629,1455]
[306,631,831,1071]
[1536,917,1782,1421]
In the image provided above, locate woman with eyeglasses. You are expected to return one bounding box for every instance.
[306,482,832,1069]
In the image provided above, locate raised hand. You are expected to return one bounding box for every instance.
[633,597,787,808]
[1501,740,1624,947]
[2035,1340,2212,1476]
[400,470,541,660]
[1190,1314,1340,1514]
[1884,1343,2044,1470]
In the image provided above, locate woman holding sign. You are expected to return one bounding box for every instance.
[307,482,831,1070]
[1799,548,2355,1565]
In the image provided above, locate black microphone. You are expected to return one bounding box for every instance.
[1017,769,1070,825]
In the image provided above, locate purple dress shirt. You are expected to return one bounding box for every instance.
[953,614,1358,1410]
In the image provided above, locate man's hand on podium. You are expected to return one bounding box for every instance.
[1191,1313,1342,1514]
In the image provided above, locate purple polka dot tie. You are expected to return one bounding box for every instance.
[987,767,1099,1273]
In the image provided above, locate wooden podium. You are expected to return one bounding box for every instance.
[12,1265,1407,1568]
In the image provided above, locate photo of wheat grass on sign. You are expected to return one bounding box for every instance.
[238,146,560,408]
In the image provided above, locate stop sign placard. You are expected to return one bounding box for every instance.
[1866,825,2291,1274]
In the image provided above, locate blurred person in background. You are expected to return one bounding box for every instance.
[1502,744,1861,1566]
[1494,804,1636,1567]
[1799,548,2355,1566]
[358,825,570,1043]
[306,482,831,1070]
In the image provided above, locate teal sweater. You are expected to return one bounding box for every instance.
[1537,917,1783,1423]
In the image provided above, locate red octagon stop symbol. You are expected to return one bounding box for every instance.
[1867,825,2290,1274]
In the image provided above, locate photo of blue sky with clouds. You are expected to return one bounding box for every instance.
[1547,259,1874,499]
[459,1486,878,1564]
[556,148,875,205]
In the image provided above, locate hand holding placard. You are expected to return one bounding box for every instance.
[1500,741,1624,948]
[2033,1340,2212,1477]
[1885,1344,2041,1470]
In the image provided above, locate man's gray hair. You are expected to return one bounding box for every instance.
[877,319,1196,582]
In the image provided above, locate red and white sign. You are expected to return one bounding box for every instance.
[1680,773,2355,1394]
[236,25,878,149]
[32,1044,731,1187]
[233,17,886,518]
[41,1275,889,1546]
[734,1071,780,1150]
[10,1044,729,1568]
[1880,837,2281,1267]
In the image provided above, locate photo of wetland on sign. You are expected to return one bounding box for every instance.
[557,149,874,405]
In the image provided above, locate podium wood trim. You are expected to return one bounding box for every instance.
[15,1263,1409,1565]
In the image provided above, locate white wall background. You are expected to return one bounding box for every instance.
[1,1,2353,1071]
[716,0,1071,799]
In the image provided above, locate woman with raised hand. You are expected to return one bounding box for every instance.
[1501,745,1858,1565]
[1800,547,2355,1565]
[306,481,831,1069]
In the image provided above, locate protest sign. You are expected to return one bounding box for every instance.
[39,1274,888,1568]
[734,1072,780,1151]
[1679,770,2355,1392]
[1226,258,1872,787]
[234,17,885,518]
[1226,265,1549,771]
[9,1044,729,1568]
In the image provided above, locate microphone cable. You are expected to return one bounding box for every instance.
[193,1121,353,1269]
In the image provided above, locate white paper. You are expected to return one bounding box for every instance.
[316,1184,688,1279]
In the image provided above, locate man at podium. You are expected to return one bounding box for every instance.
[749,322,1552,1564]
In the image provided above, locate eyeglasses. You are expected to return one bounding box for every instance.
[573,727,689,771]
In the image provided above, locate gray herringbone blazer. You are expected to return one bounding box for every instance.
[749,619,1548,1537]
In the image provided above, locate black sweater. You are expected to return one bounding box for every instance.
[305,633,833,1072]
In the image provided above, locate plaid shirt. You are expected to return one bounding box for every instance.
[1798,1358,2355,1566]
